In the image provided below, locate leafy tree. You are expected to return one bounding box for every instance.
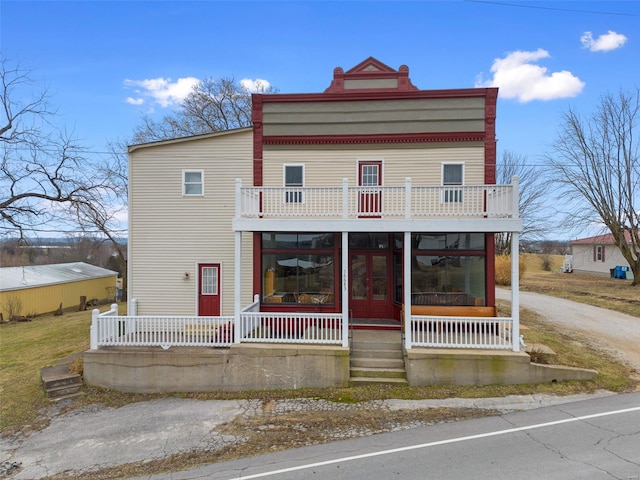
[495,150,550,255]
[545,88,639,286]
[131,76,274,144]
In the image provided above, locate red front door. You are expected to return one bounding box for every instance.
[349,252,393,319]
[198,263,221,316]
[358,161,382,217]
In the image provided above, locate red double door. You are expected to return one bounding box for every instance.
[349,251,393,319]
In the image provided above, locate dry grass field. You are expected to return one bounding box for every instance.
[520,253,639,318]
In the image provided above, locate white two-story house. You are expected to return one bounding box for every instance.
[84,58,594,393]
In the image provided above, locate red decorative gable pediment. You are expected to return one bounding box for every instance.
[324,56,418,93]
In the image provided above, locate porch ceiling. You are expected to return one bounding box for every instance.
[233,217,523,233]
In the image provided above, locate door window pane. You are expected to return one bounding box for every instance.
[372,255,388,300]
[201,267,218,295]
[351,255,367,299]
[361,165,379,187]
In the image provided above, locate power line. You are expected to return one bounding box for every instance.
[466,0,639,17]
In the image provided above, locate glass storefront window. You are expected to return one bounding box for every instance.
[262,253,335,305]
[262,233,334,249]
[349,233,390,249]
[411,255,485,306]
[412,233,485,251]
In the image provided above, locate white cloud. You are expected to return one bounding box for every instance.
[240,78,271,93]
[475,49,585,102]
[123,76,200,108]
[581,30,627,52]
[125,97,144,105]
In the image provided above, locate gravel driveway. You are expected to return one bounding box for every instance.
[496,288,640,374]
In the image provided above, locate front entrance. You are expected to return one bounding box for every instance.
[198,263,221,316]
[349,252,394,319]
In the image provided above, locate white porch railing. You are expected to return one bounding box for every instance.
[90,302,343,349]
[237,178,517,219]
[90,304,234,349]
[408,315,513,349]
[91,304,511,350]
[239,312,343,344]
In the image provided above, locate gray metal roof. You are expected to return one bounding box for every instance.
[0,262,118,292]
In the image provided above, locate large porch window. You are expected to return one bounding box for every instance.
[262,233,335,305]
[411,233,486,306]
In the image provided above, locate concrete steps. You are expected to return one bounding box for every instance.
[40,365,83,401]
[350,330,407,385]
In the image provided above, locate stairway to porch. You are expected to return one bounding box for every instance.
[349,329,407,385]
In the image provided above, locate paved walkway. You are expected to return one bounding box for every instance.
[496,288,640,373]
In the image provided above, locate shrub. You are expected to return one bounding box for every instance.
[495,254,526,286]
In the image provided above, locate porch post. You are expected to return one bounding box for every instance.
[341,231,349,348]
[404,231,412,350]
[90,308,99,350]
[511,232,520,352]
[234,231,242,344]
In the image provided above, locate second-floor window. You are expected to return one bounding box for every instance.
[284,164,304,203]
[442,163,463,203]
[183,170,204,196]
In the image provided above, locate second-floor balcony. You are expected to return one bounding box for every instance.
[235,177,519,223]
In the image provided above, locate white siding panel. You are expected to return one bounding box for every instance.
[263,146,485,187]
[129,131,253,316]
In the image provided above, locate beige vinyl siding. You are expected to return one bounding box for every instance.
[0,276,116,319]
[129,130,253,316]
[263,146,485,188]
[262,97,486,136]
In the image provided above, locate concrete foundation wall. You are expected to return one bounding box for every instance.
[84,345,597,393]
[83,344,350,393]
[405,348,597,386]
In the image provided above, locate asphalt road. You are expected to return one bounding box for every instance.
[131,392,640,480]
[496,288,640,373]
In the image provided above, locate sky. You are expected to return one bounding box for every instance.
[1,0,639,239]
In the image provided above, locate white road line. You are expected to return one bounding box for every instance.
[226,406,640,480]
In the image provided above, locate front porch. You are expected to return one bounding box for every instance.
[85,294,599,392]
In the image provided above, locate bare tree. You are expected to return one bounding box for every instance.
[545,88,639,286]
[495,150,550,254]
[0,57,109,242]
[69,138,128,266]
[131,76,274,144]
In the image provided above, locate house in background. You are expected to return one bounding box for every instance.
[571,232,634,279]
[84,58,595,392]
[0,262,118,320]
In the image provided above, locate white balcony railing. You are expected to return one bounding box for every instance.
[236,177,518,220]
